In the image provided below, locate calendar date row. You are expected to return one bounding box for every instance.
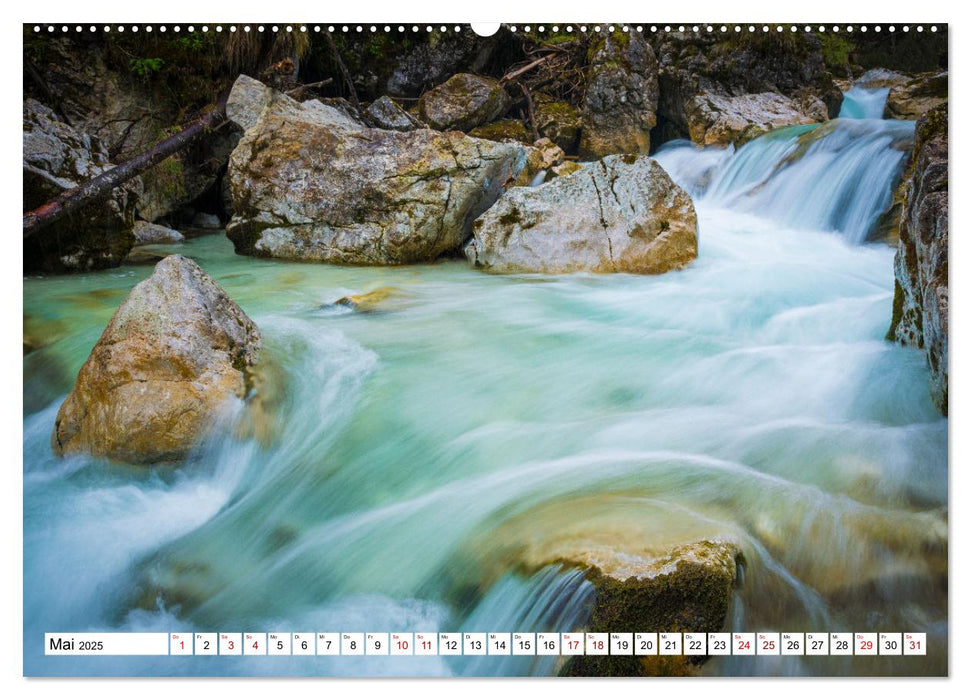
[46,632,926,657]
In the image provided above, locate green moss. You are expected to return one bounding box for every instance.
[817,32,855,68]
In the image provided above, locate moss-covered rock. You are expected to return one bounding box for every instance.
[468,119,530,144]
[888,102,948,414]
[418,73,512,132]
[579,29,658,159]
[533,93,581,152]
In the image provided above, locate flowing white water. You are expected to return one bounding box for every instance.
[655,117,914,244]
[24,108,945,676]
[839,86,891,120]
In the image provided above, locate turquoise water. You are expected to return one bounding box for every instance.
[24,118,947,676]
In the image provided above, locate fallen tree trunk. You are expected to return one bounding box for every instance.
[23,96,229,239]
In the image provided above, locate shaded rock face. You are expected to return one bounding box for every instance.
[30,38,238,225]
[686,91,828,146]
[225,75,527,265]
[562,540,743,676]
[365,96,422,131]
[579,30,659,159]
[23,99,137,274]
[133,221,184,245]
[885,71,948,121]
[384,31,484,97]
[465,154,697,275]
[652,32,841,147]
[418,73,512,131]
[53,255,261,463]
[889,103,948,414]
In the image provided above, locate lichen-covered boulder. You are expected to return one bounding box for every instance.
[52,255,261,463]
[418,73,512,131]
[365,96,422,132]
[468,119,530,144]
[889,103,948,414]
[885,71,948,121]
[225,75,527,265]
[133,221,184,245]
[685,91,828,146]
[533,93,581,152]
[579,29,659,159]
[23,99,138,273]
[465,154,697,275]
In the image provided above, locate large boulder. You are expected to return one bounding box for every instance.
[888,103,948,414]
[23,99,138,273]
[52,255,262,463]
[465,154,698,275]
[418,73,512,131]
[225,75,528,265]
[685,91,828,146]
[885,71,948,121]
[652,32,842,147]
[579,29,659,159]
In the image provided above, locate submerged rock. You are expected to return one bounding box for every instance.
[418,73,512,131]
[365,96,422,132]
[685,91,828,146]
[465,154,697,275]
[225,75,527,265]
[52,255,262,463]
[561,539,743,676]
[889,103,948,414]
[133,220,184,245]
[332,287,401,313]
[23,99,137,273]
[579,29,659,159]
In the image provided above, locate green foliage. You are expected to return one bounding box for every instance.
[129,57,165,77]
[818,33,854,68]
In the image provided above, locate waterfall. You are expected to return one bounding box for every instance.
[839,86,891,120]
[655,118,914,244]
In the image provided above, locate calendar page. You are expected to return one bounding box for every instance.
[21,14,948,681]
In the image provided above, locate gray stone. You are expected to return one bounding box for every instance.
[224,76,528,265]
[465,154,697,275]
[23,99,137,273]
[365,96,421,131]
[133,220,184,245]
